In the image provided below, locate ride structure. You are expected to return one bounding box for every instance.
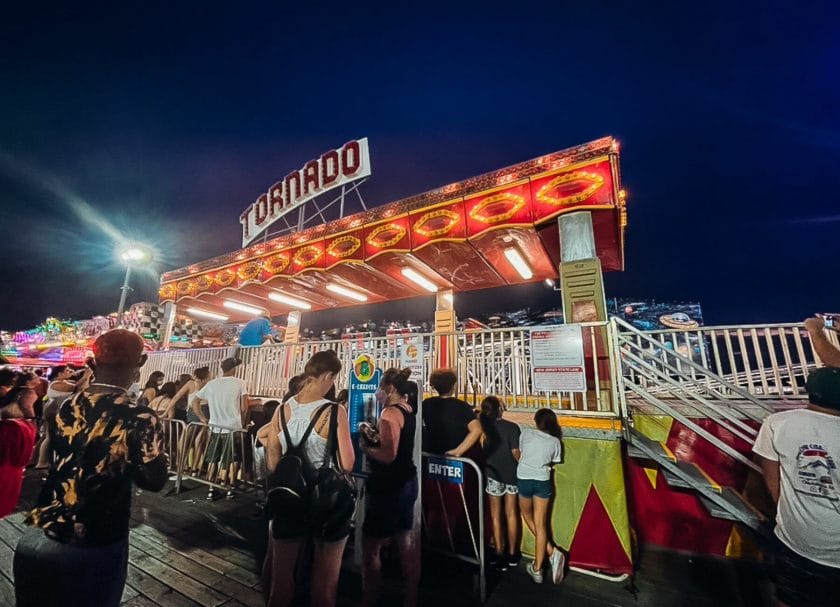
[147,136,836,588]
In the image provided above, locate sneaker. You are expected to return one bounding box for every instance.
[526,562,544,584]
[508,553,521,568]
[549,550,566,584]
[491,555,509,571]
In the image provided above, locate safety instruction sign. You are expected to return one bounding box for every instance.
[530,326,587,392]
[400,335,424,381]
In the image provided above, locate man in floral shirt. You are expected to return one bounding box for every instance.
[14,329,168,607]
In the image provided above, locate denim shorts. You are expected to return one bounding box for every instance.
[486,477,518,497]
[517,478,552,499]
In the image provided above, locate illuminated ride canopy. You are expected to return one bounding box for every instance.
[159,137,626,322]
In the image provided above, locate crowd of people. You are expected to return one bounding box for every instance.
[1,316,838,606]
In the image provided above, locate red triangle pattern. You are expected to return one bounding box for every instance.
[567,485,633,574]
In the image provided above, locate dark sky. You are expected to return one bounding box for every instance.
[1,1,838,331]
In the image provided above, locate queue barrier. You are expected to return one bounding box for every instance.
[175,422,263,498]
[420,453,486,603]
[159,418,186,474]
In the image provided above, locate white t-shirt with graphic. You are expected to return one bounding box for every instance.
[194,376,248,433]
[753,408,840,567]
[517,428,563,481]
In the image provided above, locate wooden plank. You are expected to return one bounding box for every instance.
[0,539,14,584]
[132,525,261,587]
[121,583,140,604]
[126,563,201,607]
[0,570,15,607]
[129,534,263,606]
[122,596,161,607]
[129,548,228,607]
[0,520,23,549]
[131,522,259,577]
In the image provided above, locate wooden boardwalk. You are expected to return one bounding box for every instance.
[0,511,265,607]
[1,470,775,606]
[0,470,271,607]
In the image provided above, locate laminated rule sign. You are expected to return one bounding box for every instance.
[530,325,587,392]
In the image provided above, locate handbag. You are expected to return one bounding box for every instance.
[310,402,357,540]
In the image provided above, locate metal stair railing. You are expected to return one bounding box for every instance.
[620,348,759,445]
[614,316,776,416]
[612,316,768,473]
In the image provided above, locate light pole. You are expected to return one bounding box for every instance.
[117,243,153,315]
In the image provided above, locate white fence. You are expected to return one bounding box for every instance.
[142,323,621,416]
[629,322,838,399]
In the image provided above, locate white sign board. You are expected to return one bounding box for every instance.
[400,335,424,382]
[530,326,587,393]
[240,138,372,246]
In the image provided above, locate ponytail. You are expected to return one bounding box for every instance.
[479,396,503,451]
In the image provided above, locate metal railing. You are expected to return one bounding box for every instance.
[421,453,486,603]
[628,322,838,399]
[613,317,764,471]
[174,422,262,498]
[159,418,187,474]
[141,323,623,418]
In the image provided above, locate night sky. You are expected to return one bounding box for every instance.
[1,2,838,331]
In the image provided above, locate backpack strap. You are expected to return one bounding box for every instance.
[280,402,332,451]
[322,402,340,470]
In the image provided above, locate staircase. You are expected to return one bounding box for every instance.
[613,317,774,535]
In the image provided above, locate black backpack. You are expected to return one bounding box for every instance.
[266,402,356,540]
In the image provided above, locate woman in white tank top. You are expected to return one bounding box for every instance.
[260,351,355,607]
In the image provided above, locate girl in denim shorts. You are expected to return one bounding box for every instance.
[479,396,521,570]
[517,408,565,585]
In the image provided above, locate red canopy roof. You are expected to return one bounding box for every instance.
[160,137,626,322]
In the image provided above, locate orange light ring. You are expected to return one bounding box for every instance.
[413,209,461,238]
[216,269,236,287]
[468,192,525,224]
[367,223,407,248]
[237,261,262,281]
[536,171,604,206]
[327,235,362,258]
[263,254,290,274]
[293,245,323,267]
[195,275,214,291]
[159,284,177,299]
[177,280,197,295]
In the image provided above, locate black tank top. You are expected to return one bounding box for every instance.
[368,404,416,493]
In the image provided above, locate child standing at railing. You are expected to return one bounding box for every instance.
[517,408,565,585]
[479,396,522,571]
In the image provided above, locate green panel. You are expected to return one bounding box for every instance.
[633,414,674,442]
[521,437,631,560]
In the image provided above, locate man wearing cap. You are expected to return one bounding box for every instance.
[753,367,840,607]
[238,312,275,346]
[191,357,249,488]
[14,329,167,607]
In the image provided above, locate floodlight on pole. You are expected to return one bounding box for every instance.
[117,242,154,316]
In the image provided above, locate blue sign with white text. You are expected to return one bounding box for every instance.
[426,457,464,485]
[348,366,381,433]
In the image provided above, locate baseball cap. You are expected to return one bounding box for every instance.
[806,367,840,410]
[93,329,145,367]
[221,357,243,372]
